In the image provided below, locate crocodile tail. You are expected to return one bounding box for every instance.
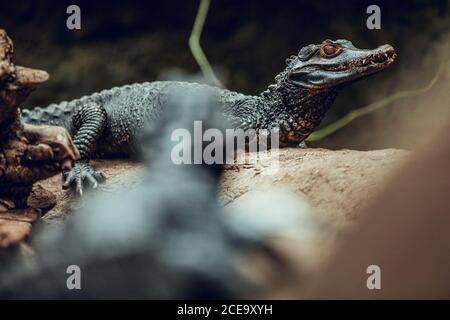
[21,101,78,129]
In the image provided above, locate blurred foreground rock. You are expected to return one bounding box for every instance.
[305,124,450,299]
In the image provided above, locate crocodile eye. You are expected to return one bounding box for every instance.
[320,43,342,58]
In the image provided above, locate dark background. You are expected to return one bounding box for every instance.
[0,0,448,149]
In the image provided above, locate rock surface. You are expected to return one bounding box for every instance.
[37,148,408,224]
[220,148,408,225]
[0,209,40,248]
[0,148,409,247]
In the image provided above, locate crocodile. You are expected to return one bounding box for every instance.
[21,39,396,195]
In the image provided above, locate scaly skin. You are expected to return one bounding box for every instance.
[21,39,396,195]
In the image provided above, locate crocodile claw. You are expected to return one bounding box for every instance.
[63,161,106,196]
[298,141,308,148]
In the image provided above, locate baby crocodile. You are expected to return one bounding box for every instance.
[2,91,286,299]
[21,39,396,195]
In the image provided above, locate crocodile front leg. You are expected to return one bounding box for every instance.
[63,102,107,196]
[63,161,106,196]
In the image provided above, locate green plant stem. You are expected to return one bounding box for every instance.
[189,0,223,87]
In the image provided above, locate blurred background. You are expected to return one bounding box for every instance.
[0,0,449,150]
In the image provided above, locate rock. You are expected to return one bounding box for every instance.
[0,208,41,247]
[0,210,41,223]
[225,187,333,275]
[27,184,57,210]
[305,125,450,299]
[0,29,79,214]
[40,159,144,222]
[0,199,15,212]
[37,148,408,226]
[0,147,410,284]
[0,219,32,248]
[220,148,409,225]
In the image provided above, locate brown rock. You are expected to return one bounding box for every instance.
[40,159,144,221]
[220,148,409,225]
[0,207,41,247]
[37,148,408,225]
[1,148,409,272]
[27,184,57,211]
[0,209,41,223]
[0,29,79,211]
[0,219,32,248]
[0,198,15,212]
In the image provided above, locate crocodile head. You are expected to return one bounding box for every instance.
[260,39,396,145]
[285,39,396,90]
